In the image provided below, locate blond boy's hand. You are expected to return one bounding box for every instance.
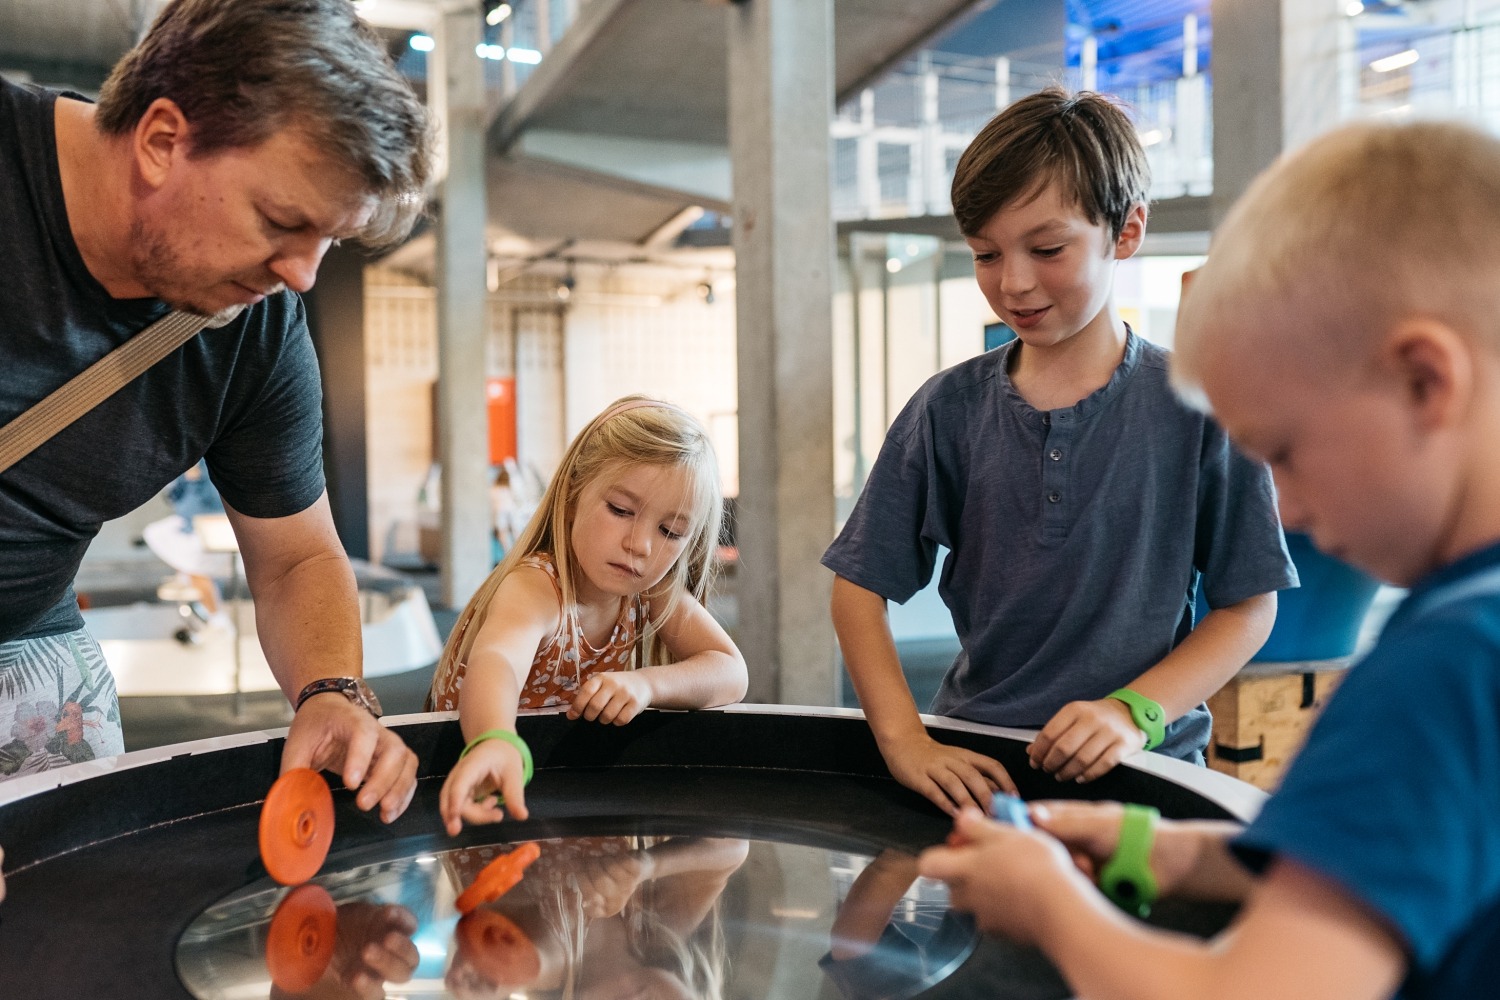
[1028,799,1194,892]
[882,732,1018,815]
[567,670,652,725]
[1029,698,1146,782]
[918,807,1086,945]
[439,737,530,836]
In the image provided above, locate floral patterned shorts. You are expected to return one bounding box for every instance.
[0,628,124,780]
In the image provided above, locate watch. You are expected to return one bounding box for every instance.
[295,677,383,719]
[1106,687,1166,751]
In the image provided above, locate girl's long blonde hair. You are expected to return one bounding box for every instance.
[438,395,723,679]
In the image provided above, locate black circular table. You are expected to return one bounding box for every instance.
[0,706,1262,999]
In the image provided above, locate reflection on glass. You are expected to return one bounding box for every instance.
[176,835,976,1000]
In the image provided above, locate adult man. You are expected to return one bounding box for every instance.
[0,0,432,854]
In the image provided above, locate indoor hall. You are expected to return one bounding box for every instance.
[1,2,1494,998]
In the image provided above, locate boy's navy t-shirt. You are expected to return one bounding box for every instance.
[1234,541,1500,998]
[821,331,1296,757]
[0,78,327,642]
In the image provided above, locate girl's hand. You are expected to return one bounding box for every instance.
[917,807,1087,946]
[576,849,656,917]
[1028,698,1146,783]
[567,670,653,725]
[439,737,530,836]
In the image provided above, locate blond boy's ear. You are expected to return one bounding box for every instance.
[1113,203,1148,261]
[1383,319,1472,433]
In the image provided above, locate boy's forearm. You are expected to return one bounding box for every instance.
[1035,880,1223,1000]
[1126,592,1277,720]
[831,576,929,746]
[1158,821,1256,902]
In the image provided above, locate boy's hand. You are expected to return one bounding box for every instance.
[568,670,652,725]
[882,732,1017,814]
[1029,698,1146,782]
[439,737,530,836]
[1030,800,1196,895]
[918,807,1087,945]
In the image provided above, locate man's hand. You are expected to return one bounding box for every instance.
[567,670,653,725]
[881,731,1017,814]
[438,736,530,836]
[1029,698,1146,783]
[282,694,418,824]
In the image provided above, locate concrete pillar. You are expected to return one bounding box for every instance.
[1211,0,1352,225]
[433,3,493,608]
[727,0,838,706]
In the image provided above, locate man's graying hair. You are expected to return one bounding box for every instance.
[95,0,432,248]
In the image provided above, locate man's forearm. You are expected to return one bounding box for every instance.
[249,550,363,703]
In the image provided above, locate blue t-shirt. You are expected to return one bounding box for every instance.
[1234,542,1500,999]
[821,332,1296,758]
[0,78,327,642]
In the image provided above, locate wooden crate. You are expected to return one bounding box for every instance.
[1206,666,1346,791]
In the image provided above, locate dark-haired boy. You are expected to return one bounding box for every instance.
[823,89,1295,813]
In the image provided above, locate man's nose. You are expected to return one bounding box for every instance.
[267,236,332,294]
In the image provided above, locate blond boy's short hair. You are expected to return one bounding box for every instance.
[1176,119,1500,390]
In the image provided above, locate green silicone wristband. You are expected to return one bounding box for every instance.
[1106,687,1166,751]
[459,728,535,786]
[1098,804,1160,918]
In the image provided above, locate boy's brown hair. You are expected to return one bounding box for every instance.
[950,87,1149,241]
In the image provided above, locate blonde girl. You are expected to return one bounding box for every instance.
[431,396,748,835]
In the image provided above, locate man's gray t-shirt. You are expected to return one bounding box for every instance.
[0,78,327,642]
[821,332,1297,759]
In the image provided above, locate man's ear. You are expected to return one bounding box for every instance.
[1383,319,1472,433]
[132,97,191,191]
[1113,202,1148,261]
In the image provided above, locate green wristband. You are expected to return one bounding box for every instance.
[1106,688,1166,751]
[459,728,535,786]
[1097,804,1160,918]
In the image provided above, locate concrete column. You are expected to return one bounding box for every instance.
[1211,0,1352,225]
[728,0,837,706]
[434,3,493,608]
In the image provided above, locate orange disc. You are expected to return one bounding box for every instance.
[454,909,541,986]
[454,841,542,915]
[259,768,335,886]
[265,883,337,993]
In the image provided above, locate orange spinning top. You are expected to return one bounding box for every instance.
[265,883,337,992]
[454,909,542,986]
[259,768,335,886]
[454,841,542,915]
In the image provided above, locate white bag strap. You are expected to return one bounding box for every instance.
[0,309,221,475]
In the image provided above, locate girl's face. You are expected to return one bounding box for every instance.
[570,463,698,605]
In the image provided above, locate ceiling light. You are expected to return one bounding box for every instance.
[486,3,512,25]
[409,33,435,52]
